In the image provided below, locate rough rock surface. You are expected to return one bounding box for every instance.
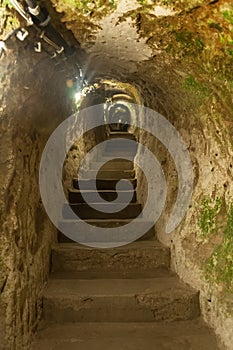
[0,20,86,349]
[1,0,233,349]
[47,0,233,348]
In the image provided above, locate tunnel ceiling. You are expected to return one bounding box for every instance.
[48,0,233,76]
[2,1,233,94]
[40,0,233,117]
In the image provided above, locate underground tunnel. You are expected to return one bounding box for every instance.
[0,0,233,349]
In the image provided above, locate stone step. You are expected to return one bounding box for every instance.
[104,139,137,151]
[62,203,142,220]
[105,144,137,153]
[68,189,137,204]
[51,241,170,273]
[105,138,136,145]
[57,219,155,243]
[108,132,136,140]
[32,320,220,350]
[96,155,136,163]
[90,160,134,171]
[73,178,137,190]
[106,138,137,149]
[79,170,135,180]
[103,149,137,156]
[42,275,200,323]
[50,269,172,280]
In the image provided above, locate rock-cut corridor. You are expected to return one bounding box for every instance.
[0,0,233,349]
[32,129,220,349]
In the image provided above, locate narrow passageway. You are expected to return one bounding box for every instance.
[32,124,220,349]
[1,0,233,349]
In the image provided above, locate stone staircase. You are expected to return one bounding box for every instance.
[32,132,220,349]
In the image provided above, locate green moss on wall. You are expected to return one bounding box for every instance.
[197,196,233,291]
[181,74,210,108]
[205,204,233,291]
[198,197,222,239]
[183,75,208,96]
[174,30,205,54]
[222,10,233,25]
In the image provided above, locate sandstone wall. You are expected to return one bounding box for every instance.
[134,62,233,349]
[0,43,75,349]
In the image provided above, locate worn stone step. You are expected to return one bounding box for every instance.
[104,139,137,151]
[32,320,221,350]
[73,178,137,190]
[106,142,138,149]
[96,155,136,163]
[79,170,135,180]
[105,139,137,146]
[68,189,137,204]
[105,144,138,153]
[51,241,170,273]
[50,269,172,280]
[42,275,200,323]
[90,160,134,171]
[103,149,137,156]
[57,219,155,243]
[108,132,136,140]
[62,203,142,220]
